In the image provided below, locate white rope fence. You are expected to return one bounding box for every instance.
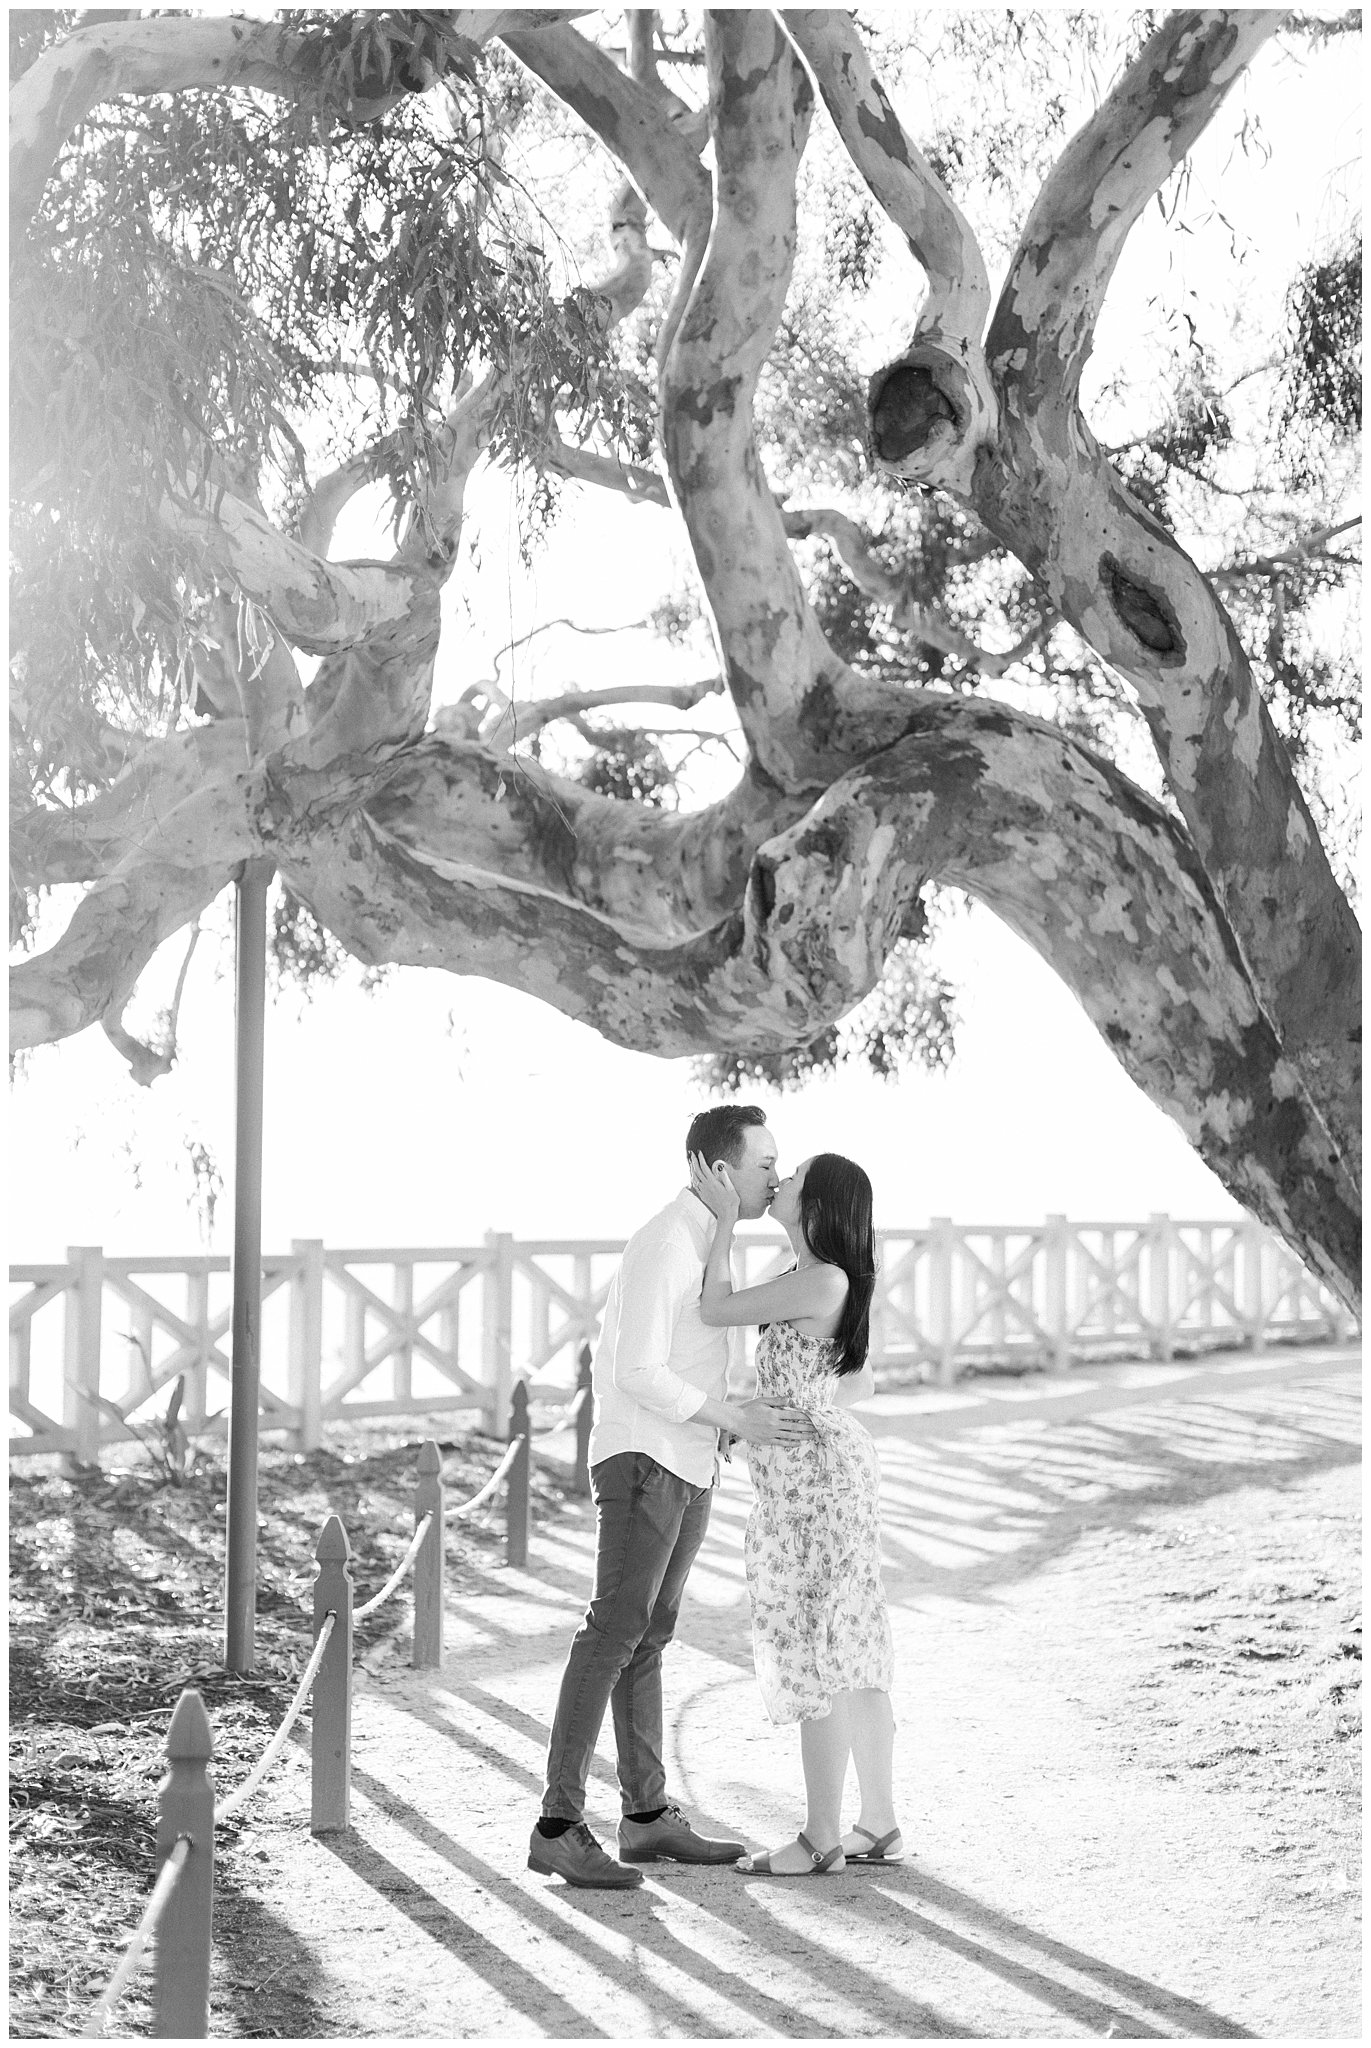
[77,1422,553,2037]
[527,1386,591,1438]
[446,1436,521,1519]
[353,1514,434,1620]
[80,1837,191,2038]
[214,1612,338,1822]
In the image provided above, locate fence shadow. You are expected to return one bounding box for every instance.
[339,1765,962,2039]
[862,1382,1362,1607]
[212,1881,338,2040]
[869,1867,1256,2039]
[319,1820,611,2038]
[328,1764,1255,2040]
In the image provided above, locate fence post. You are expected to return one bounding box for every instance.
[929,1219,956,1385]
[412,1441,445,1669]
[1044,1215,1070,1372]
[62,1245,104,1472]
[1239,1219,1266,1351]
[312,1514,353,1835]
[573,1344,594,1498]
[154,1688,214,2040]
[392,1260,414,1403]
[184,1268,210,1431]
[1148,1213,1174,1361]
[482,1232,514,1437]
[507,1380,531,1568]
[289,1240,325,1452]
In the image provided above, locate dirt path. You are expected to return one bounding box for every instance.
[214,1360,1360,2040]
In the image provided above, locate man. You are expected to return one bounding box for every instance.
[528,1104,813,1888]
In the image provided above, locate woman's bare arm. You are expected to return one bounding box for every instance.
[699,1261,849,1328]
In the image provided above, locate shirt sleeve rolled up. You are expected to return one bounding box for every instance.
[610,1232,709,1423]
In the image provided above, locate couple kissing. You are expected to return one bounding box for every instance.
[528,1103,900,1887]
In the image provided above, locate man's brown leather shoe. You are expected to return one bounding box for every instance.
[528,1821,644,1888]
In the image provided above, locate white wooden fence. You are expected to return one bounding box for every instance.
[10,1218,1354,1463]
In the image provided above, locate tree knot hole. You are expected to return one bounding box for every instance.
[870,362,958,462]
[750,859,777,927]
[1102,555,1184,657]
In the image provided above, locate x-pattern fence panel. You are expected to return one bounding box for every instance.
[314,1248,497,1433]
[513,1242,623,1398]
[10,1218,1355,1460]
[9,1252,301,1463]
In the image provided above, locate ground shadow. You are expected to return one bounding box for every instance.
[869,1866,1255,2039]
[336,1763,1257,2040]
[448,1383,1364,1685]
[212,1881,339,2039]
[340,1766,965,2039]
[854,1388,1362,1611]
[318,1824,611,2038]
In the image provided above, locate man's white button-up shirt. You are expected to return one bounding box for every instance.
[588,1189,742,1488]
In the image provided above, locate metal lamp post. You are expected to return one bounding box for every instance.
[224,857,274,1673]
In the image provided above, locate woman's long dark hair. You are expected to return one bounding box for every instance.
[797,1153,876,1376]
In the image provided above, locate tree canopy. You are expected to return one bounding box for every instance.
[8,8,1362,1302]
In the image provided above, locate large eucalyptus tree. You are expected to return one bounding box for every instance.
[9,9,1361,1301]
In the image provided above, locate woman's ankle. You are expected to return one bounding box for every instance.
[803,1824,843,1853]
[851,1815,900,1840]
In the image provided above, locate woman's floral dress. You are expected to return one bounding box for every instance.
[744,1320,893,1724]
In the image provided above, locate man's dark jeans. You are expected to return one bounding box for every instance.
[542,1451,712,1822]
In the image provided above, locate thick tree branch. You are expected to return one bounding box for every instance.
[780,9,996,491]
[502,17,716,375]
[501,22,710,242]
[782,9,988,338]
[350,737,806,941]
[12,725,251,888]
[100,918,200,1086]
[990,11,1282,421]
[196,593,308,760]
[545,439,667,503]
[263,699,1356,1302]
[293,439,399,559]
[626,6,710,146]
[1008,495,1355,1131]
[11,844,240,1051]
[161,486,434,656]
[967,434,1361,1178]
[14,641,1359,1300]
[387,372,502,579]
[660,12,852,787]
[626,11,661,88]
[588,178,655,319]
[889,9,1367,1179]
[101,1011,175,1087]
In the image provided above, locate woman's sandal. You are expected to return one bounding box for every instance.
[844,1825,905,1864]
[737,1831,845,1876]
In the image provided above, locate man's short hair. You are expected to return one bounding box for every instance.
[685,1103,767,1168]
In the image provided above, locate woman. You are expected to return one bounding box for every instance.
[688,1148,902,1876]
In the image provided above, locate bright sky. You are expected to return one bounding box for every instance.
[7,20,1359,1264]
